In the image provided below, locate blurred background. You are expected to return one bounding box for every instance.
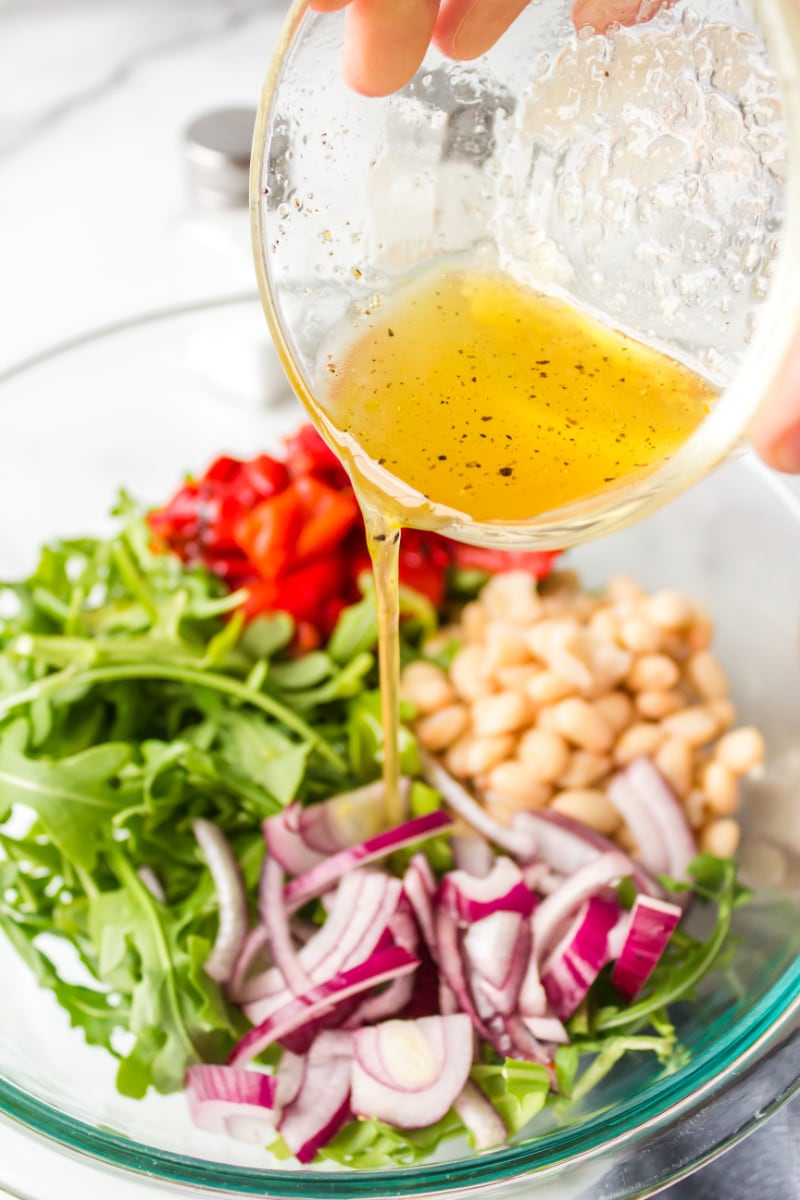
[0,1,797,1197]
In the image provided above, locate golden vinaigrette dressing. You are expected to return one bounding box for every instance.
[312,268,716,818]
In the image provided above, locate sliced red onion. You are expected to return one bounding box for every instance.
[517,944,548,1018]
[351,1014,473,1128]
[439,856,535,923]
[185,1064,276,1139]
[228,926,271,1002]
[273,1049,306,1108]
[435,906,488,1034]
[611,894,682,1000]
[541,896,620,1020]
[463,911,531,1018]
[344,905,419,1026]
[419,751,538,860]
[278,1031,353,1164]
[453,1081,507,1151]
[513,809,662,897]
[607,910,634,962]
[264,806,324,876]
[607,758,697,882]
[523,1015,569,1044]
[259,856,312,996]
[283,810,454,911]
[229,945,419,1067]
[522,861,566,896]
[137,866,165,903]
[192,819,248,985]
[502,1014,553,1064]
[403,853,438,958]
[299,779,410,853]
[532,851,632,964]
[242,873,402,1022]
[451,835,495,878]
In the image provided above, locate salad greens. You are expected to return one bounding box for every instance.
[0,496,752,1160]
[0,498,385,1097]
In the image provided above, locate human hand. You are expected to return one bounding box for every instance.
[308,0,800,475]
[308,0,664,98]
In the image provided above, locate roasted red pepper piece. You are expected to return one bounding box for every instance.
[451,544,559,580]
[234,488,305,581]
[243,555,345,625]
[293,476,360,562]
[284,425,350,488]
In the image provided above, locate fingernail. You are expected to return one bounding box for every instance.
[770,425,800,474]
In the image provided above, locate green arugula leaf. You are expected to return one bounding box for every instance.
[471,1060,550,1134]
[0,719,131,867]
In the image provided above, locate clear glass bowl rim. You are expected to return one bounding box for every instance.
[0,297,797,1196]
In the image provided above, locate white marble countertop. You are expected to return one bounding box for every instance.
[0,2,798,1197]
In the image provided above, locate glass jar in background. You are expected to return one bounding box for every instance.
[173,106,294,412]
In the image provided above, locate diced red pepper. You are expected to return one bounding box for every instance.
[234,489,305,581]
[293,476,360,562]
[239,454,290,501]
[242,555,344,625]
[284,426,350,488]
[451,544,560,580]
[204,455,244,484]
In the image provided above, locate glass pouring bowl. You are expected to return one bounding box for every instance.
[251,0,800,550]
[0,300,799,1199]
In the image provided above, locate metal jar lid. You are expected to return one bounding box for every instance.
[183,107,257,208]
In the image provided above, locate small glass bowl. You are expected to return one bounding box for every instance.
[251,0,800,550]
[0,298,799,1198]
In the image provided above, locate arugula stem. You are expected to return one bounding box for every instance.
[110,541,159,621]
[107,848,198,1067]
[0,662,346,771]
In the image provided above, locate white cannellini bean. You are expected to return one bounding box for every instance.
[482,761,552,807]
[526,618,581,662]
[684,789,708,830]
[450,644,493,702]
[483,622,531,673]
[457,734,518,777]
[613,722,665,765]
[552,697,614,753]
[715,727,766,775]
[550,789,620,835]
[415,705,470,752]
[472,691,533,737]
[484,791,539,826]
[618,615,661,653]
[460,601,489,640]
[400,661,455,714]
[627,653,681,693]
[646,589,694,631]
[588,607,621,644]
[516,728,571,782]
[635,689,686,720]
[654,737,693,799]
[707,697,736,731]
[557,750,612,789]
[526,670,577,705]
[593,691,635,734]
[494,664,540,691]
[662,706,720,747]
[686,651,729,700]
[700,760,739,816]
[699,818,741,858]
[481,571,542,624]
[607,575,646,605]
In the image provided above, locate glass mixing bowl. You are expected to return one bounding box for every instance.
[0,298,799,1199]
[251,0,800,551]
